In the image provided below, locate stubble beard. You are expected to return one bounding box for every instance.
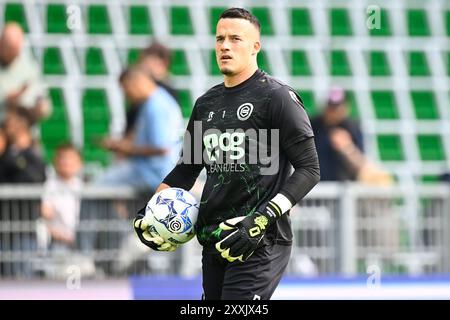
[220,67,234,76]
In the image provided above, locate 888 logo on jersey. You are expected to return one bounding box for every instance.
[178,121,280,175]
[201,127,279,175]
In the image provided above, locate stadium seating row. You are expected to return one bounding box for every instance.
[2,1,449,183]
[38,45,448,78]
[4,2,450,36]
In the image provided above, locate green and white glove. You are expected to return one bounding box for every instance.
[133,207,178,252]
[215,201,283,262]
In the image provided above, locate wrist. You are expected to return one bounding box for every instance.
[259,201,282,226]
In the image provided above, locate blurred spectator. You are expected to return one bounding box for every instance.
[98,67,183,191]
[0,23,50,124]
[40,144,83,251]
[311,87,364,181]
[138,41,179,103]
[0,126,6,157]
[79,67,183,257]
[440,172,450,182]
[123,42,180,138]
[330,128,393,186]
[0,106,46,183]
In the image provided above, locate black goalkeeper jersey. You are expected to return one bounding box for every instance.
[163,69,314,249]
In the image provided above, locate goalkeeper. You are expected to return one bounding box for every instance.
[134,7,320,300]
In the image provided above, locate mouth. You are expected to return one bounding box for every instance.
[220,55,232,62]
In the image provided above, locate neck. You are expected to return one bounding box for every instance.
[224,64,258,88]
[134,86,156,105]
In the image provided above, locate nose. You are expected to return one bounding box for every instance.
[220,39,230,52]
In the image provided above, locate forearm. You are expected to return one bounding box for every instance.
[337,144,366,173]
[127,145,168,157]
[279,137,321,206]
[162,163,203,191]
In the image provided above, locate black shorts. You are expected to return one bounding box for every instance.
[201,243,292,300]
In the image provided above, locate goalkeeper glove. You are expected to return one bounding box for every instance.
[215,201,282,262]
[133,207,178,252]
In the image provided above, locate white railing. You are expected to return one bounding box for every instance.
[0,182,449,279]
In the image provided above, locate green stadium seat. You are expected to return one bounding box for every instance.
[407,9,430,36]
[210,7,227,34]
[4,3,28,32]
[410,91,439,120]
[408,51,430,76]
[251,7,273,35]
[377,134,405,161]
[257,50,271,74]
[291,8,313,36]
[170,6,193,35]
[346,91,359,119]
[371,91,398,120]
[40,88,71,162]
[49,88,66,115]
[177,90,193,118]
[127,48,140,64]
[87,5,112,34]
[82,89,111,166]
[43,47,65,75]
[209,50,221,75]
[417,135,445,161]
[129,5,152,35]
[330,8,352,36]
[82,89,110,116]
[82,89,110,139]
[446,11,450,36]
[46,4,70,33]
[85,47,108,75]
[330,50,351,76]
[421,175,441,183]
[368,51,391,76]
[170,49,189,75]
[296,90,316,116]
[291,50,311,76]
[369,8,391,36]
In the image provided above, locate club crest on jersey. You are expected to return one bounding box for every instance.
[237,103,253,121]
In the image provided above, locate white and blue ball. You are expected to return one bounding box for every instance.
[145,187,199,245]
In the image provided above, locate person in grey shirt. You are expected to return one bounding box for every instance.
[0,22,50,123]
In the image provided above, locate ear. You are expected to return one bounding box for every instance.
[252,41,261,56]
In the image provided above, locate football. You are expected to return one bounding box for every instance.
[145,187,199,245]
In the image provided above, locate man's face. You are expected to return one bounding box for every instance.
[120,76,144,104]
[215,18,260,76]
[139,55,168,81]
[325,103,349,125]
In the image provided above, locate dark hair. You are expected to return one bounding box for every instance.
[219,8,261,32]
[119,66,151,83]
[55,143,81,158]
[139,41,171,67]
